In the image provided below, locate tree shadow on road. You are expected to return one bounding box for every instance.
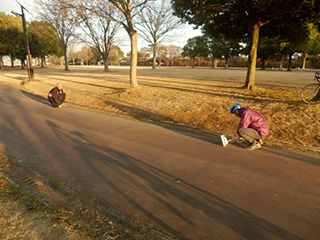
[104,100,223,146]
[41,120,304,240]
[0,87,311,239]
[40,69,303,105]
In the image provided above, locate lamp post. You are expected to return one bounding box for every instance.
[11,4,34,82]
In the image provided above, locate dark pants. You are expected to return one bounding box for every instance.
[238,128,264,144]
[48,98,60,107]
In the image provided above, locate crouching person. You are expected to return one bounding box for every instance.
[48,83,66,108]
[230,102,270,150]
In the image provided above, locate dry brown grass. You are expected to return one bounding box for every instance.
[0,177,91,240]
[0,66,319,153]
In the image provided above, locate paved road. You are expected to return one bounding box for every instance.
[0,84,319,240]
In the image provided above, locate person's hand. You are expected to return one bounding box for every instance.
[230,134,241,144]
[229,136,237,144]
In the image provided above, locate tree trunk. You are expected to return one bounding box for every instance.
[244,23,260,90]
[214,59,218,68]
[225,57,229,68]
[302,53,307,70]
[192,58,195,68]
[103,57,109,72]
[261,55,267,70]
[21,59,25,70]
[279,58,283,71]
[41,57,45,68]
[211,57,215,68]
[287,53,294,71]
[0,56,3,70]
[11,57,14,67]
[129,31,138,87]
[63,45,69,71]
[152,44,157,69]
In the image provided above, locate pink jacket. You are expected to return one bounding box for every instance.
[238,108,271,136]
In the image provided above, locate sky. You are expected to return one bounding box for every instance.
[1,0,31,17]
[1,0,202,54]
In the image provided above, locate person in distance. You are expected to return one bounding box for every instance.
[48,83,66,108]
[230,102,270,150]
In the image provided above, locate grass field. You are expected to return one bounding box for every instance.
[0,65,319,154]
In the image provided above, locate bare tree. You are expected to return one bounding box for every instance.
[68,45,77,65]
[35,0,80,71]
[71,0,149,87]
[109,45,124,65]
[136,1,182,69]
[167,45,182,66]
[78,1,121,71]
[78,45,95,65]
[139,47,151,65]
[156,44,168,67]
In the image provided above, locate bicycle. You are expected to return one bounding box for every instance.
[300,72,320,105]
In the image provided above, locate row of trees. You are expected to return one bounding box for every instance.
[33,0,182,87]
[1,0,182,87]
[182,35,241,68]
[182,25,320,71]
[137,44,182,65]
[67,45,124,66]
[0,11,125,68]
[172,0,320,89]
[3,0,320,89]
[258,23,320,71]
[0,12,62,69]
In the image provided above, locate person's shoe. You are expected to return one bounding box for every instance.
[236,137,245,144]
[245,141,261,151]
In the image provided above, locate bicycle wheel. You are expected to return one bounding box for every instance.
[301,83,320,105]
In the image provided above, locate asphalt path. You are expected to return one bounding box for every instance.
[0,84,319,240]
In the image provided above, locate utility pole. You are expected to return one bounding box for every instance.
[11,1,34,82]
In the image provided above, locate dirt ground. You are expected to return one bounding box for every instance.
[0,65,319,154]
